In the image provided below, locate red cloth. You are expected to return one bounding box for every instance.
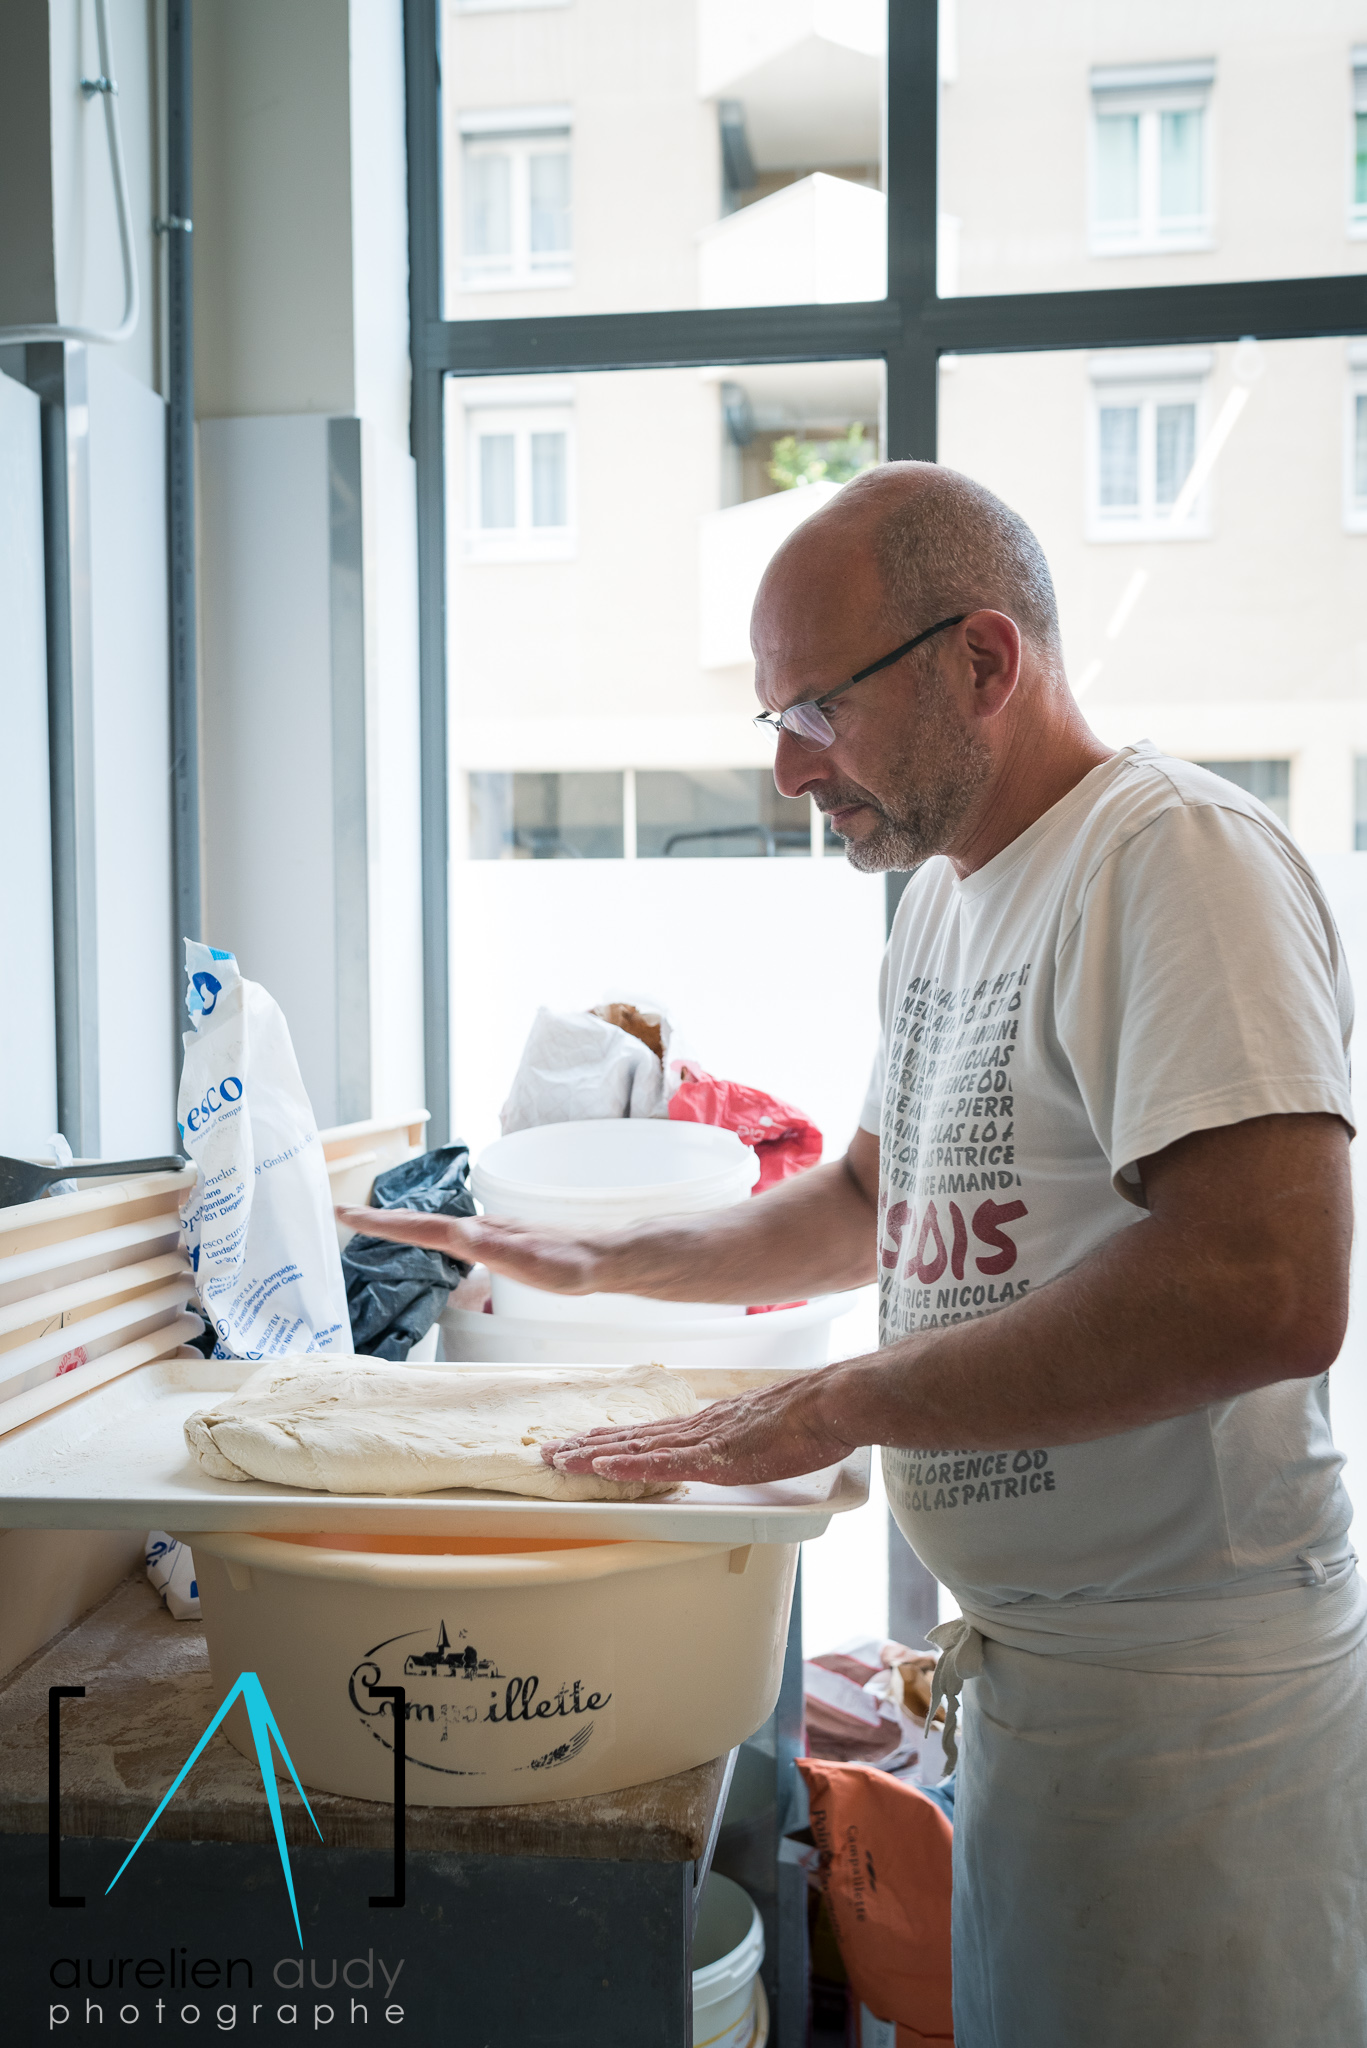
[668,1066,822,1312]
[799,1758,955,2046]
[668,1066,822,1192]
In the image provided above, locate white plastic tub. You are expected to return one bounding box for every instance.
[441,1293,862,1374]
[694,1873,766,2048]
[472,1120,760,1324]
[187,1526,798,1806]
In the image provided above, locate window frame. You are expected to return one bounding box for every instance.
[1086,355,1210,540]
[1346,346,1367,534]
[456,110,573,294]
[1088,81,1215,258]
[1351,52,1367,239]
[403,0,1367,1143]
[461,401,576,560]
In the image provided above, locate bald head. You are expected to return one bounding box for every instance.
[773,460,1061,662]
[752,462,1106,878]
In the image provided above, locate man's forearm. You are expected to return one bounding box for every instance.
[817,1185,1341,1453]
[593,1151,878,1303]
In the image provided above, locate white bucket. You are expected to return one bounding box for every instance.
[472,1120,761,1325]
[440,1292,861,1373]
[186,1528,798,1806]
[694,1873,766,2048]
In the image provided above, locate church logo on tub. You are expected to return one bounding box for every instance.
[347,1619,612,1776]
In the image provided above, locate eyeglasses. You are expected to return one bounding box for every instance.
[752,614,966,753]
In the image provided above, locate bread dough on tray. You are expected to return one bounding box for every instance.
[183,1358,696,1500]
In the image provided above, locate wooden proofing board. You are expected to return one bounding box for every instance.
[0,1355,869,1544]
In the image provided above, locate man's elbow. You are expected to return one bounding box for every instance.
[1254,1263,1349,1382]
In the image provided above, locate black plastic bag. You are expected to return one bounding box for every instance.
[343,1145,477,1360]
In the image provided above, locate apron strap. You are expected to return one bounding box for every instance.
[926,1616,985,1772]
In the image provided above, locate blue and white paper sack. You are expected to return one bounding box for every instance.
[177,941,350,1358]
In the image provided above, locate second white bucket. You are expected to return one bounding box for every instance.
[694,1873,766,2048]
[472,1119,761,1324]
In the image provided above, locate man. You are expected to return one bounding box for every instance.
[345,464,1366,2043]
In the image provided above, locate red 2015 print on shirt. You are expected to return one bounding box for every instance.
[881,1194,1027,1284]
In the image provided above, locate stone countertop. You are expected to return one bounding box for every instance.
[0,1575,729,1863]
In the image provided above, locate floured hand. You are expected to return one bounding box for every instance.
[543,1370,860,1487]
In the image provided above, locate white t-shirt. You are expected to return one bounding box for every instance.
[864,743,1358,1634]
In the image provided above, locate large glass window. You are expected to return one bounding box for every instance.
[940,4,1367,295]
[938,338,1366,857]
[411,0,1367,1657]
[442,0,887,317]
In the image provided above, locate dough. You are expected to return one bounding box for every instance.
[183,1358,696,1500]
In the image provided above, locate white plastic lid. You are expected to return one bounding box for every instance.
[473,1119,760,1227]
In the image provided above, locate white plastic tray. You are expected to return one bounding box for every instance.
[0,1355,870,1545]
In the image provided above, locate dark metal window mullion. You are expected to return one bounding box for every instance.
[883,0,946,1651]
[405,0,453,1143]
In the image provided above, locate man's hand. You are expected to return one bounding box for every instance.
[334,1128,883,1308]
[543,1372,858,1486]
[335,1206,612,1295]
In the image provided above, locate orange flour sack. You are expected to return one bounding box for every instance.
[798,1759,954,2047]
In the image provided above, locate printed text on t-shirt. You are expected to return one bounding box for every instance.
[880,962,1032,1337]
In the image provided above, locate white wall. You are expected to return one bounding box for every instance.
[88,348,174,1152]
[0,369,58,1154]
[193,0,424,1126]
[448,857,887,1161]
[199,415,341,1123]
[194,0,356,420]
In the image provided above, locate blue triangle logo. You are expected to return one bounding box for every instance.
[104,1671,323,1946]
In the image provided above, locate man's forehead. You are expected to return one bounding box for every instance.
[753,539,884,709]
[753,642,852,713]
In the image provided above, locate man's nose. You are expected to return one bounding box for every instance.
[771,727,825,800]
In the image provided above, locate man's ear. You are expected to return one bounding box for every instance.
[962,610,1021,719]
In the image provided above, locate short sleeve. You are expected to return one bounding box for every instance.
[1055,802,1355,1202]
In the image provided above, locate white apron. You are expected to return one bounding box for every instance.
[926,1564,1367,2047]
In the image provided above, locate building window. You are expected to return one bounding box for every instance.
[1197,760,1291,828]
[1348,347,1367,532]
[467,769,831,859]
[636,770,823,858]
[1353,50,1367,235]
[469,772,624,859]
[1088,352,1210,539]
[459,110,572,291]
[1090,61,1214,255]
[463,405,574,560]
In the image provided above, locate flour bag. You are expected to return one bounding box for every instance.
[177,941,350,1359]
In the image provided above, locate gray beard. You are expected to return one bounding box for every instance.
[829,698,992,874]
